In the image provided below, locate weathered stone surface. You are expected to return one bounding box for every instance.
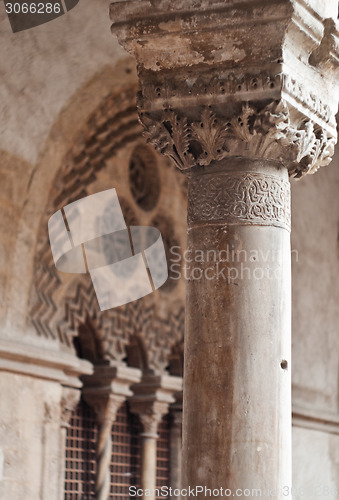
[184,159,292,496]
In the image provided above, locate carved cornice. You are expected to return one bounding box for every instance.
[138,71,335,135]
[292,403,339,436]
[0,338,92,386]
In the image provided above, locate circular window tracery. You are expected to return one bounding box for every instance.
[129,144,161,211]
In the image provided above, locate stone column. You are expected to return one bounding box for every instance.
[130,375,182,499]
[169,395,183,495]
[110,0,339,497]
[185,159,292,495]
[83,365,141,500]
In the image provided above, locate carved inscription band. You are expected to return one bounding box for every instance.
[188,172,291,231]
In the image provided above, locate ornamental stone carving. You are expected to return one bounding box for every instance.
[139,100,336,178]
[138,402,169,437]
[188,171,291,231]
[60,387,81,427]
[111,0,339,178]
[130,374,183,436]
[29,84,186,376]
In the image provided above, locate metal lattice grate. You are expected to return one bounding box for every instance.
[110,401,142,499]
[65,399,171,499]
[64,400,97,500]
[156,414,171,499]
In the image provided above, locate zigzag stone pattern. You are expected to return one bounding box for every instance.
[29,85,186,373]
[29,86,141,344]
[58,282,185,372]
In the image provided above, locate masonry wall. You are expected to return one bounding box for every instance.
[291,147,339,500]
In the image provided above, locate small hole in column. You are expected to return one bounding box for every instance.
[280,360,288,371]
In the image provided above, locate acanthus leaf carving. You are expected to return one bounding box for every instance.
[230,102,256,144]
[135,401,169,436]
[139,99,337,179]
[139,110,195,169]
[190,109,229,165]
[169,112,195,167]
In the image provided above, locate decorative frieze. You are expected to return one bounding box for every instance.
[188,172,291,231]
[139,71,334,133]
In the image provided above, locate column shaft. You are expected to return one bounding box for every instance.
[96,417,114,500]
[141,434,158,498]
[183,159,292,497]
[169,412,182,495]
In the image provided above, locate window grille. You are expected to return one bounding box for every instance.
[64,400,171,500]
[64,399,97,500]
[156,414,171,499]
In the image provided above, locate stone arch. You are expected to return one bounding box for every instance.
[74,320,104,364]
[5,59,140,335]
[8,58,187,373]
[124,335,149,371]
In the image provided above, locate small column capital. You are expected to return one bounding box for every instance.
[138,402,169,438]
[60,387,81,427]
[130,374,183,436]
[111,0,339,178]
[83,364,142,422]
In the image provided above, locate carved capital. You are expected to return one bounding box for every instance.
[85,392,125,425]
[83,364,142,424]
[60,387,81,427]
[137,402,169,437]
[139,100,336,178]
[111,0,339,178]
[130,374,183,437]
